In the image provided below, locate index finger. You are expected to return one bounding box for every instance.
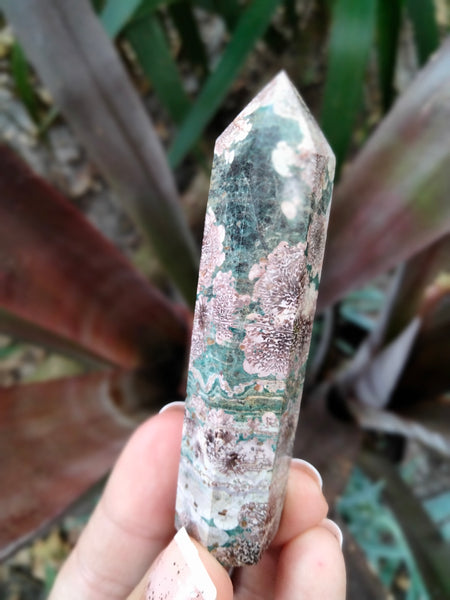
[49,408,184,600]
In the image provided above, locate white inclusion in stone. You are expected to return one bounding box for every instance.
[271,141,298,177]
[281,200,297,220]
[202,526,230,549]
[280,179,305,220]
[211,491,240,530]
[224,149,235,164]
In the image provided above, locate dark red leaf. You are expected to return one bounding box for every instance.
[0,144,189,370]
[392,300,450,407]
[386,235,450,339]
[2,0,199,305]
[0,371,137,559]
[294,393,362,503]
[352,318,421,409]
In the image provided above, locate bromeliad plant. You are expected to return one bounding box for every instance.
[0,0,449,594]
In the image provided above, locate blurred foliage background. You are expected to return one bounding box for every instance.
[0,0,449,598]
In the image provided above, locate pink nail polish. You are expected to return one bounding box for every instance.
[159,401,185,414]
[291,458,323,489]
[320,518,344,549]
[146,528,216,600]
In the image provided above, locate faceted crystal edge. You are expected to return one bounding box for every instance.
[175,71,335,568]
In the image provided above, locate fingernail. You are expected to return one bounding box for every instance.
[291,458,323,490]
[320,518,344,549]
[159,401,185,414]
[146,528,216,600]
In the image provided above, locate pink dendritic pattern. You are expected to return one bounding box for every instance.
[212,271,250,345]
[190,208,318,380]
[190,208,227,361]
[306,213,328,279]
[190,207,252,362]
[241,241,317,379]
[190,270,250,362]
[214,113,252,159]
[184,403,274,479]
[189,294,209,362]
[198,208,225,289]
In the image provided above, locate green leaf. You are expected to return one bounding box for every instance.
[125,14,191,123]
[283,0,298,32]
[169,0,281,168]
[128,0,178,25]
[193,0,217,13]
[320,0,377,175]
[424,491,450,525]
[343,286,386,312]
[24,353,84,383]
[339,304,376,332]
[90,0,106,13]
[376,0,402,112]
[0,339,23,360]
[100,0,143,37]
[406,0,439,66]
[213,0,240,30]
[168,1,209,75]
[358,450,450,598]
[339,285,385,331]
[43,565,58,596]
[10,41,39,122]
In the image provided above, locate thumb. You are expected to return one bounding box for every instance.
[127,528,233,600]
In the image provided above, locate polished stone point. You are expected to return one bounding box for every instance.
[175,71,335,567]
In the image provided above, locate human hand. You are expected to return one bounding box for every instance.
[49,404,346,600]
